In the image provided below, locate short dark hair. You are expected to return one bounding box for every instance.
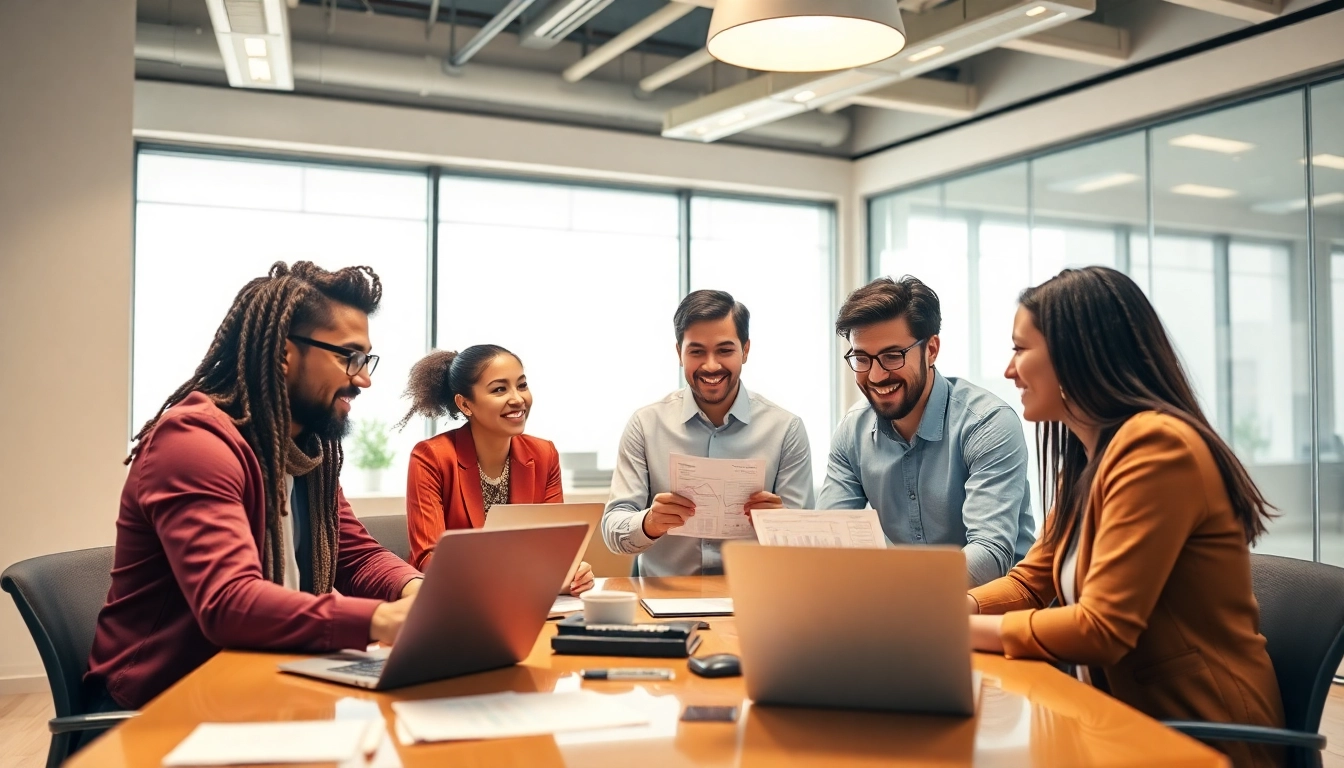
[835,276,941,340]
[674,289,750,346]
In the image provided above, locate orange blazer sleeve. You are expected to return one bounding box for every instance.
[542,439,564,504]
[969,528,1057,615]
[998,418,1206,667]
[405,440,448,572]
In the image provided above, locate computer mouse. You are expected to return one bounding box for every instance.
[688,653,742,678]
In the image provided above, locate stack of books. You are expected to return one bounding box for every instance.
[550,615,704,658]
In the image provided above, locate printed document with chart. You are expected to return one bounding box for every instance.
[667,453,765,539]
[752,509,888,548]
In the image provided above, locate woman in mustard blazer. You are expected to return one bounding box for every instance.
[398,345,594,595]
[969,267,1284,768]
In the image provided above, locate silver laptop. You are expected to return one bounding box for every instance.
[723,542,975,716]
[484,503,602,591]
[279,523,587,690]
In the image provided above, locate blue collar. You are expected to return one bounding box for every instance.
[681,382,753,427]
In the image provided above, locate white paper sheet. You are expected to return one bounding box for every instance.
[161,720,366,766]
[666,453,765,539]
[639,597,734,617]
[751,509,887,549]
[391,690,650,743]
[550,595,584,616]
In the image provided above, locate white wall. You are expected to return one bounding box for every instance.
[0,0,136,691]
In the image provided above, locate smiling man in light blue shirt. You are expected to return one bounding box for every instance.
[602,290,815,576]
[818,276,1034,586]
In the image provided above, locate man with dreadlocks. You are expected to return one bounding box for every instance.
[83,261,423,714]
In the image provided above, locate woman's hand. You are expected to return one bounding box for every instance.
[969,614,1005,654]
[568,561,596,596]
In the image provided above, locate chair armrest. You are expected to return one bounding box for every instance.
[1163,721,1325,751]
[49,711,139,734]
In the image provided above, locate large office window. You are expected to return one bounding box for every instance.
[134,155,838,499]
[870,75,1344,563]
[688,196,835,481]
[436,176,682,472]
[134,152,430,497]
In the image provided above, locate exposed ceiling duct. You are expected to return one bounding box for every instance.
[663,0,1095,142]
[205,0,294,89]
[134,22,850,148]
[998,18,1129,66]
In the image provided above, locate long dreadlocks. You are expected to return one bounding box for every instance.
[129,261,383,591]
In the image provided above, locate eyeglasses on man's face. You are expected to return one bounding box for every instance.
[844,339,926,373]
[288,335,380,377]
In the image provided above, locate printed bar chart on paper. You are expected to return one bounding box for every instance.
[667,453,765,540]
[752,509,887,549]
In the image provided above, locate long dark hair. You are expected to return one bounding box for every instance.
[397,344,519,427]
[130,261,383,581]
[1021,266,1273,547]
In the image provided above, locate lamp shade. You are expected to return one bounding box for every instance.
[707,0,906,73]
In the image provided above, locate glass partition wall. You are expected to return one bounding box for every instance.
[869,73,1344,562]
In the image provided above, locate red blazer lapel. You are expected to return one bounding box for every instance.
[509,436,537,504]
[452,424,487,529]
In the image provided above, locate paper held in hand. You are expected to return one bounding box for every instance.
[751,509,888,549]
[666,453,765,540]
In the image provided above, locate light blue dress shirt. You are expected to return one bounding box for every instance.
[818,371,1035,586]
[602,384,815,576]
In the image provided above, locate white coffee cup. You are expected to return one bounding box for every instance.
[582,590,637,625]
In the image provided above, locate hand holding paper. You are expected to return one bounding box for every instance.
[666,454,765,540]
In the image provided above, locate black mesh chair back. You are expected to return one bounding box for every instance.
[1251,554,1344,740]
[2,546,115,766]
[361,514,411,563]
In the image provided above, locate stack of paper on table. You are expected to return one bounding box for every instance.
[161,720,370,766]
[550,595,584,617]
[639,598,734,617]
[392,691,651,743]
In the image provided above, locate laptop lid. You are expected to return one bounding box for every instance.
[483,503,603,590]
[723,542,974,716]
[374,523,588,690]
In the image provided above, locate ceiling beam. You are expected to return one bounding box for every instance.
[447,0,538,68]
[999,19,1130,67]
[638,48,715,93]
[562,2,698,83]
[1160,0,1281,23]
[822,78,979,117]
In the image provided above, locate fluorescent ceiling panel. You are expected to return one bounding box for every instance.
[1171,183,1238,199]
[1312,154,1344,171]
[1048,172,1140,194]
[1168,133,1255,154]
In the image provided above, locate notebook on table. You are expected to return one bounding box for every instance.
[639,598,734,617]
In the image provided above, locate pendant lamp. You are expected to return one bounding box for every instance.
[707,0,906,73]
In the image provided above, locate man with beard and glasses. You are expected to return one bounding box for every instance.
[818,276,1034,586]
[83,262,422,719]
[602,290,814,576]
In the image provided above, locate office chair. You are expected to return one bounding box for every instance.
[2,547,137,768]
[1164,554,1344,768]
[360,514,411,563]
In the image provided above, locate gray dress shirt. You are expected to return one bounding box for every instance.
[818,371,1035,586]
[602,385,815,576]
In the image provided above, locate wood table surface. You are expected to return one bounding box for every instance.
[68,576,1228,768]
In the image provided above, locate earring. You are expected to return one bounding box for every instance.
[1059,387,1067,402]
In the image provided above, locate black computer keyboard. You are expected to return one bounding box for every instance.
[329,659,386,678]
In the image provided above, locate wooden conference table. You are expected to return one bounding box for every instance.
[68,577,1228,768]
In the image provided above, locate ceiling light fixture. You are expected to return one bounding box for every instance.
[793,90,818,103]
[1168,133,1255,154]
[520,0,617,49]
[243,37,268,57]
[707,0,907,73]
[907,45,946,63]
[1252,192,1344,214]
[1051,172,1140,194]
[247,58,273,82]
[1171,183,1238,199]
[1312,154,1344,170]
[1026,5,1048,14]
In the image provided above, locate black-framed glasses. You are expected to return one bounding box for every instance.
[844,339,926,373]
[288,335,380,377]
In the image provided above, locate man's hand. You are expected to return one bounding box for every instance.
[641,492,696,539]
[742,491,784,522]
[401,578,423,599]
[370,594,416,646]
[568,562,596,596]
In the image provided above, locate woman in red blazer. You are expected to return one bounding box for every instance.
[399,345,594,594]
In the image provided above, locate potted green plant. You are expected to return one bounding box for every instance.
[349,418,395,493]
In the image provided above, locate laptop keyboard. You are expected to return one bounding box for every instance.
[329,659,386,678]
